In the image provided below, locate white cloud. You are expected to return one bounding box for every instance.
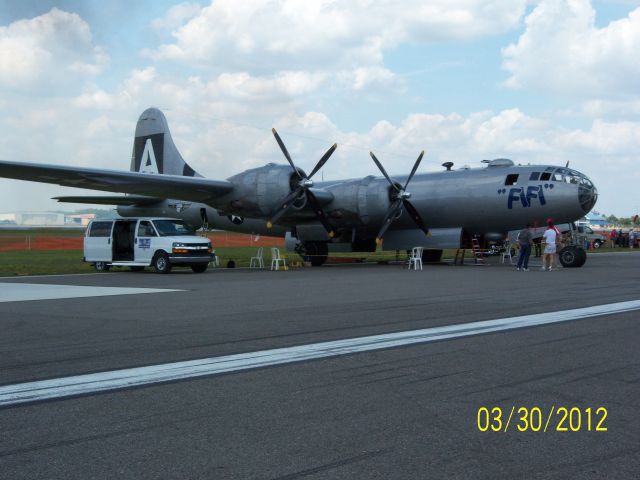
[0,8,107,90]
[148,0,526,96]
[151,2,203,31]
[502,0,640,97]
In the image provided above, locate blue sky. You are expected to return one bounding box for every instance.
[1,0,639,216]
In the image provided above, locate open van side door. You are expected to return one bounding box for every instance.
[84,221,114,262]
[135,220,157,264]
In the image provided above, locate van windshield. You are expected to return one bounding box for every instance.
[152,220,195,236]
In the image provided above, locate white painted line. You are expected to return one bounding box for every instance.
[1,299,639,407]
[0,272,128,280]
[0,283,183,303]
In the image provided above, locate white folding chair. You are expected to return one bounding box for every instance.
[209,250,220,267]
[501,242,515,265]
[250,247,264,269]
[407,246,423,270]
[270,247,287,271]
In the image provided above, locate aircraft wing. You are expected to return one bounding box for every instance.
[53,195,163,206]
[0,160,233,203]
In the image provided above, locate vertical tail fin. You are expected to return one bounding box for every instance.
[130,108,200,177]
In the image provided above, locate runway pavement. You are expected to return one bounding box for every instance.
[1,253,639,479]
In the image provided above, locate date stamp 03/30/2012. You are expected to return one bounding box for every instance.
[476,406,608,433]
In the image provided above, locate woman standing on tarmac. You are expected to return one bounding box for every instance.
[541,220,560,271]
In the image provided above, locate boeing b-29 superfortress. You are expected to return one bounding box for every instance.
[0,108,598,266]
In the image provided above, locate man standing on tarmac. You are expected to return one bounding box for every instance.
[542,220,560,271]
[516,223,533,271]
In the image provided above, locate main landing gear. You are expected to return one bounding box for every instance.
[299,241,329,267]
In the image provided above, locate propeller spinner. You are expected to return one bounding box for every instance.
[267,129,337,237]
[369,150,429,244]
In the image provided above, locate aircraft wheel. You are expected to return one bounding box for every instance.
[191,263,208,273]
[422,249,443,263]
[302,242,328,266]
[153,252,172,274]
[94,261,110,271]
[559,246,585,268]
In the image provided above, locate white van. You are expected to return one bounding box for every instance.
[84,218,214,273]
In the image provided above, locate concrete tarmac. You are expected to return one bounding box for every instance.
[1,253,639,479]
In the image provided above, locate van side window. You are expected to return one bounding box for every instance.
[89,221,112,237]
[505,174,519,186]
[138,221,157,237]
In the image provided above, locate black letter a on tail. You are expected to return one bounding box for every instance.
[134,133,164,174]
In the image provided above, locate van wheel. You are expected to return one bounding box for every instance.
[130,266,145,272]
[153,252,172,274]
[592,240,601,249]
[191,263,208,273]
[94,261,110,271]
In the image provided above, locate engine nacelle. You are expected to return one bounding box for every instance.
[223,163,304,218]
[325,175,393,229]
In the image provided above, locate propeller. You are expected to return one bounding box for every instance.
[369,150,428,244]
[267,128,337,237]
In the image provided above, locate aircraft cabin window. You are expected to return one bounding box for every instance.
[540,172,551,181]
[89,221,113,237]
[505,174,519,186]
[553,172,564,182]
[529,172,540,181]
[138,221,157,237]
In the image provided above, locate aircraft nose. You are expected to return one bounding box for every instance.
[579,183,598,213]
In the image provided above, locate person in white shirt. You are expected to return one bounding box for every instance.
[541,221,560,271]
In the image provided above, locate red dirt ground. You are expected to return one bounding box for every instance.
[0,233,284,252]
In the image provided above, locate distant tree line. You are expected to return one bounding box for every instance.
[605,214,639,226]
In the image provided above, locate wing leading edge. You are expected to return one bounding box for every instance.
[0,160,233,204]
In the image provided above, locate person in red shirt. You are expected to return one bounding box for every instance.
[609,229,618,248]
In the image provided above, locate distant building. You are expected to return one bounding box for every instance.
[0,212,95,227]
[580,211,607,227]
[64,214,95,226]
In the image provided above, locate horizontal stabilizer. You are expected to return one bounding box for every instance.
[53,195,163,206]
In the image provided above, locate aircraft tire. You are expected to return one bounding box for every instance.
[559,246,585,268]
[153,251,172,274]
[191,263,208,273]
[422,249,443,263]
[94,261,110,272]
[302,242,328,267]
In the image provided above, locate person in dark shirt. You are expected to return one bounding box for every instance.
[516,223,533,271]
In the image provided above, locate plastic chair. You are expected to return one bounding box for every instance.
[250,247,264,269]
[210,250,220,267]
[270,247,287,271]
[501,242,515,265]
[407,246,423,270]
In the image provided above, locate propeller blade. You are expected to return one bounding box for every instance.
[307,143,337,180]
[375,200,403,244]
[402,199,429,236]
[272,128,302,179]
[306,189,335,238]
[404,150,424,190]
[370,151,398,190]
[267,186,304,228]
